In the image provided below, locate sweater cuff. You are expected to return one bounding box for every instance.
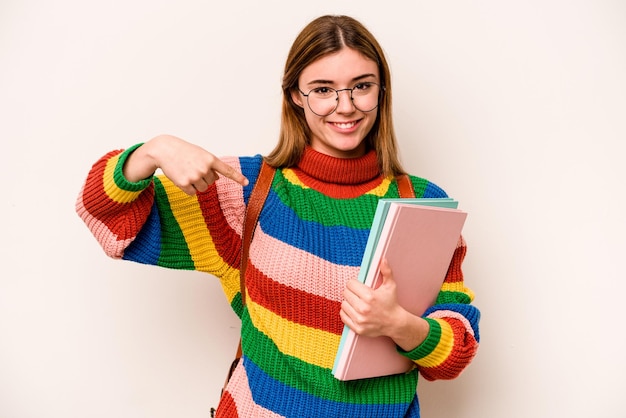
[398,317,442,361]
[112,143,153,191]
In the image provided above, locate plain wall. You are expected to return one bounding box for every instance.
[1,1,625,417]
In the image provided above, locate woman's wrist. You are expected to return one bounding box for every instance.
[389,311,430,352]
[122,136,169,182]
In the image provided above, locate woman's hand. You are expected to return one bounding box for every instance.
[123,134,248,195]
[340,258,430,352]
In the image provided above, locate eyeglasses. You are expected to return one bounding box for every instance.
[298,82,382,116]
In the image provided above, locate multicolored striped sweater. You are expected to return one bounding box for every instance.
[76,144,480,417]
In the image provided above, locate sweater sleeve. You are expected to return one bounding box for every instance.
[75,145,155,259]
[75,145,253,278]
[399,236,481,380]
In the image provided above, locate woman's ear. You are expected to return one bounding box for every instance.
[291,89,304,108]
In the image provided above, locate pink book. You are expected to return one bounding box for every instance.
[333,201,467,381]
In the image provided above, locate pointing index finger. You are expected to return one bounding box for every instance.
[213,158,249,186]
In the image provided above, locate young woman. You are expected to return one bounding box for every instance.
[76,14,480,418]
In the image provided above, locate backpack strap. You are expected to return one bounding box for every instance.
[221,160,275,393]
[396,173,416,198]
[240,160,276,306]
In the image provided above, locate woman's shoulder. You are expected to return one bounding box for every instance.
[406,174,449,199]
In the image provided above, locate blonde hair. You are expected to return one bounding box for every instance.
[265,15,406,176]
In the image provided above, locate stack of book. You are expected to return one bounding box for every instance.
[333,198,467,381]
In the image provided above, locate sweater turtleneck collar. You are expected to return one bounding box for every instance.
[295,146,381,185]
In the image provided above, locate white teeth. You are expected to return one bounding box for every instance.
[334,122,356,129]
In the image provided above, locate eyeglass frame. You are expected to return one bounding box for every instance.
[297,82,385,116]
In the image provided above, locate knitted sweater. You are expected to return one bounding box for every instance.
[76,145,480,418]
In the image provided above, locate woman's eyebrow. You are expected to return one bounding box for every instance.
[305,74,378,87]
[352,73,378,82]
[306,79,333,86]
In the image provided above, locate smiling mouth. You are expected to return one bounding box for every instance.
[331,121,358,129]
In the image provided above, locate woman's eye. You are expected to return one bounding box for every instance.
[354,82,372,91]
[312,87,333,96]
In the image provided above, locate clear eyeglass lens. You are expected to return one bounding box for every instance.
[305,83,380,116]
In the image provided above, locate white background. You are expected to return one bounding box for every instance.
[1,1,625,417]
